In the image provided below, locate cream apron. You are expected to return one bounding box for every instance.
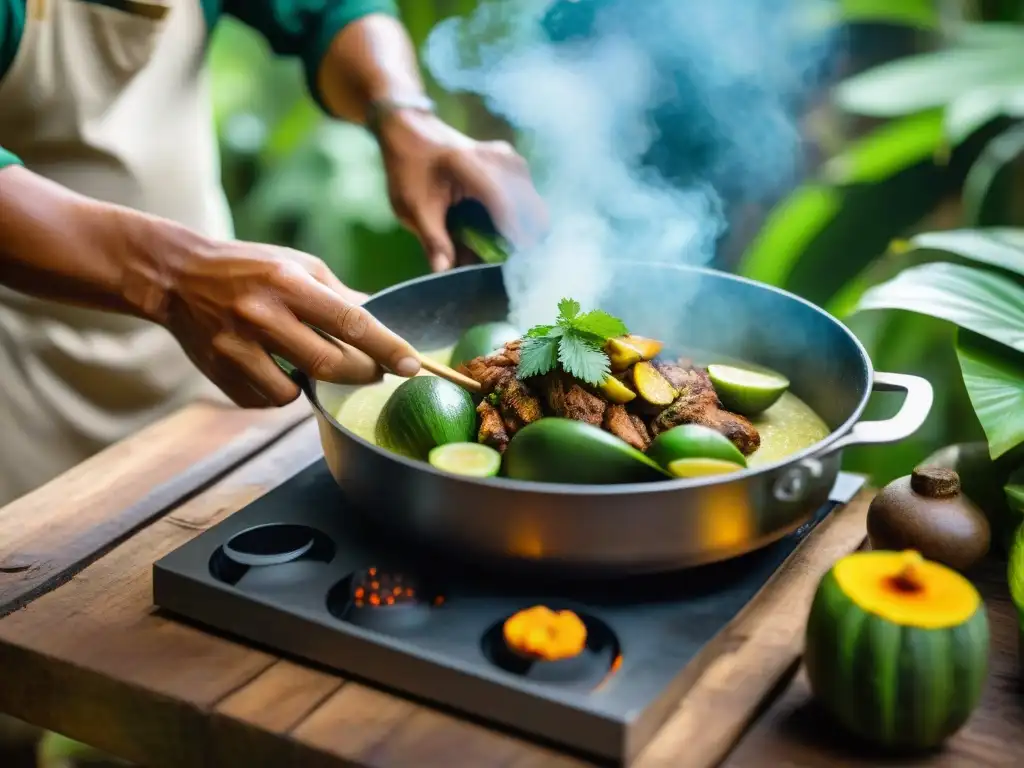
[0,0,234,505]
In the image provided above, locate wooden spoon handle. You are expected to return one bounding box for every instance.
[304,323,483,395]
[417,355,483,394]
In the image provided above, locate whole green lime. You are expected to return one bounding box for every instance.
[450,322,520,368]
[375,377,477,460]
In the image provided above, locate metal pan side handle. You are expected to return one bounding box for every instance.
[771,372,933,504]
[824,371,934,456]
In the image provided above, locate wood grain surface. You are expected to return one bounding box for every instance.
[0,398,310,617]
[0,417,893,768]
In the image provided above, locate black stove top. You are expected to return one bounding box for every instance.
[152,459,864,765]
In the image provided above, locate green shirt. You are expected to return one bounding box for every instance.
[0,0,396,170]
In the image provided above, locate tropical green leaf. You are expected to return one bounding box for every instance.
[736,185,843,286]
[839,0,939,29]
[835,47,1022,117]
[963,123,1024,226]
[902,228,1024,277]
[771,169,950,305]
[1006,465,1024,511]
[944,85,1024,144]
[957,330,1024,459]
[951,21,1024,48]
[822,110,944,184]
[855,261,1024,353]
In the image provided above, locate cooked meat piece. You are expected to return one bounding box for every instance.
[651,367,761,455]
[543,373,606,427]
[458,340,522,394]
[498,377,543,432]
[604,404,651,451]
[653,360,691,391]
[476,400,510,452]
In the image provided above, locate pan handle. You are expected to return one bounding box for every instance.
[771,372,933,504]
[823,371,934,455]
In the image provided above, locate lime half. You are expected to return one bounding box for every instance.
[707,364,790,416]
[647,424,746,469]
[667,457,745,478]
[428,442,502,478]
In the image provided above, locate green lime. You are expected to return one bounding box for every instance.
[707,363,790,416]
[646,424,747,469]
[450,322,520,368]
[667,457,745,478]
[428,442,502,478]
[375,377,477,461]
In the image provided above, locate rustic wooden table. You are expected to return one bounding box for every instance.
[0,403,1019,768]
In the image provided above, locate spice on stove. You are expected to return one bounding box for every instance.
[503,605,587,661]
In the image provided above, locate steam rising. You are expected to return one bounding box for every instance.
[425,0,836,330]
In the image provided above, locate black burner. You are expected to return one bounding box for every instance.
[327,566,443,633]
[481,608,620,691]
[152,459,864,766]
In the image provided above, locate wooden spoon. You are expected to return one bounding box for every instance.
[306,324,483,395]
[415,353,483,394]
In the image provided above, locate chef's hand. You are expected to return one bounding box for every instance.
[376,109,548,271]
[162,241,422,408]
[0,165,420,410]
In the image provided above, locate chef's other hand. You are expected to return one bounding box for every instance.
[377,110,548,272]
[162,241,421,408]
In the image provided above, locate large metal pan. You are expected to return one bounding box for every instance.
[296,262,932,576]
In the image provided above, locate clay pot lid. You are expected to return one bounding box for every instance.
[910,466,961,498]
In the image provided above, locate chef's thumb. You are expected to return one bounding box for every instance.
[407,201,456,272]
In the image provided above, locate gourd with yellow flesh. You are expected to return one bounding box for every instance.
[632,362,678,406]
[605,335,663,371]
[503,605,587,661]
[805,550,989,751]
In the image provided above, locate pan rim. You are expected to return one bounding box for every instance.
[304,262,874,495]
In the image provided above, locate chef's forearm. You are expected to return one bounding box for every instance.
[315,13,428,124]
[0,166,200,321]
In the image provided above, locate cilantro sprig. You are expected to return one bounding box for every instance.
[517,299,628,385]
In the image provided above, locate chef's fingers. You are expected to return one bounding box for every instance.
[274,270,421,377]
[240,303,382,385]
[202,358,275,409]
[210,332,301,406]
[403,193,457,272]
[311,262,371,306]
[448,142,549,248]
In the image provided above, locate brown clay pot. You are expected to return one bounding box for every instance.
[867,467,991,573]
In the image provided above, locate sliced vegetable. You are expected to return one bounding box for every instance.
[632,361,678,406]
[666,458,745,478]
[622,335,663,359]
[503,418,668,484]
[375,377,477,460]
[606,337,644,370]
[428,442,502,478]
[605,335,664,370]
[707,363,790,415]
[450,322,520,368]
[599,375,637,404]
[647,424,748,469]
